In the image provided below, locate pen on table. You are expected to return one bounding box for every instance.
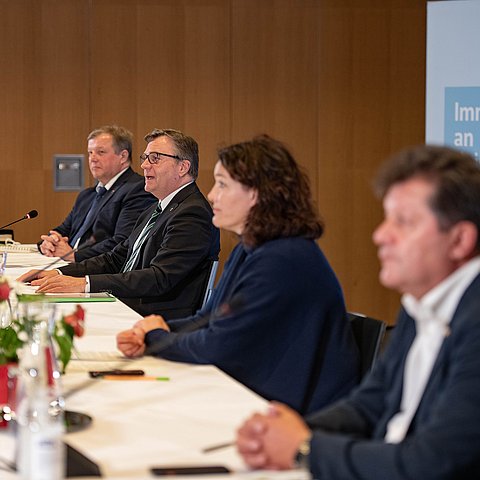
[202,441,235,453]
[102,375,170,381]
[89,369,145,378]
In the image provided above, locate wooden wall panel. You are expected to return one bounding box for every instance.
[90,0,230,183]
[228,0,320,267]
[182,0,231,188]
[0,0,426,323]
[89,0,139,131]
[317,1,426,323]
[38,1,90,234]
[0,1,42,238]
[181,0,231,270]
[0,0,89,243]
[230,0,318,170]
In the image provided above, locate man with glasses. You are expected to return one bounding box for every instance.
[21,129,220,319]
[38,125,156,262]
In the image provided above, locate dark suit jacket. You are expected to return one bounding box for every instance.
[144,238,359,414]
[53,167,156,261]
[306,272,480,480]
[60,182,220,319]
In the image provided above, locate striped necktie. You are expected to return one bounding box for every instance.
[122,204,162,272]
[70,185,107,248]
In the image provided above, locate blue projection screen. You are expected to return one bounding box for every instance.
[426,0,480,159]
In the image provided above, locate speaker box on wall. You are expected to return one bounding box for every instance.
[54,155,85,191]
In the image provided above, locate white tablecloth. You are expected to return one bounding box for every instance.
[0,250,309,480]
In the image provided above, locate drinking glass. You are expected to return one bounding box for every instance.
[0,252,7,275]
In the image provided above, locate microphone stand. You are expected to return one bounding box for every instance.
[0,211,38,230]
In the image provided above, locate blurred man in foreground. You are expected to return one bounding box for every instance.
[39,125,155,261]
[237,145,480,479]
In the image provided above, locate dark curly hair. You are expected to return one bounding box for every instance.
[217,135,324,247]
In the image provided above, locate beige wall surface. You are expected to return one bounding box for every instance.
[0,0,426,323]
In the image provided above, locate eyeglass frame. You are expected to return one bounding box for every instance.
[140,151,186,165]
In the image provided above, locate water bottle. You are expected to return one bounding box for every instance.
[16,302,65,480]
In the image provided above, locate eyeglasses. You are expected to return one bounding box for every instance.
[140,151,183,164]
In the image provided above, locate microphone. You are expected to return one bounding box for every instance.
[144,295,245,356]
[0,210,39,229]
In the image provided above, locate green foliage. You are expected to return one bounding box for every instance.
[0,325,23,364]
[0,310,78,373]
[53,330,74,374]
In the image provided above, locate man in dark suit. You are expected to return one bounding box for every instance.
[236,145,480,479]
[22,129,220,319]
[39,125,156,262]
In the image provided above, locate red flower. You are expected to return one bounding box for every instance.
[63,305,86,338]
[74,305,85,321]
[0,280,10,302]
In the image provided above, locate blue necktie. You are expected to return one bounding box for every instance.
[70,186,107,248]
[122,205,162,272]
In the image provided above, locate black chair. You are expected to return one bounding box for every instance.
[200,260,219,309]
[348,312,387,378]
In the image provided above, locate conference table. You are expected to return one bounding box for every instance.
[0,248,309,480]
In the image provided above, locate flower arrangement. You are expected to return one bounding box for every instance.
[0,276,85,373]
[0,278,10,303]
[0,277,14,331]
[53,304,86,372]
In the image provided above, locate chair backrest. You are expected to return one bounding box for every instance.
[348,312,387,378]
[200,260,219,309]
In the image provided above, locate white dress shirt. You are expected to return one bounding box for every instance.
[385,255,480,443]
[159,180,193,212]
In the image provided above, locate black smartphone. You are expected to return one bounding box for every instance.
[88,369,144,378]
[150,465,230,476]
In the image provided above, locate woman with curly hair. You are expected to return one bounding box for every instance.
[117,135,359,415]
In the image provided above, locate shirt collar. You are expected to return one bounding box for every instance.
[160,181,194,212]
[98,166,129,191]
[402,256,480,328]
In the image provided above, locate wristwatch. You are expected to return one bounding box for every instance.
[294,434,312,469]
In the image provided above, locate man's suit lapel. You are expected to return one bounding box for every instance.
[408,272,480,432]
[73,188,97,232]
[419,273,480,390]
[106,167,134,201]
[77,188,109,235]
[381,313,416,432]
[129,182,198,269]
[81,168,134,232]
[147,182,198,238]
